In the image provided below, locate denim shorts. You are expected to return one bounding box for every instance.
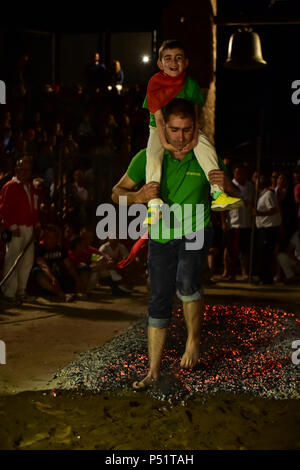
[147,228,213,328]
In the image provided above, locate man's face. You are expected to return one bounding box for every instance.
[165,114,194,151]
[158,48,188,77]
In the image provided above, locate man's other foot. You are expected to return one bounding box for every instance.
[142,206,161,227]
[211,193,244,211]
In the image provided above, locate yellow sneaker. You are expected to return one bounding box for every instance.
[142,206,161,227]
[211,192,244,211]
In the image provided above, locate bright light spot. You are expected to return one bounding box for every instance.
[107,85,112,90]
[142,55,150,63]
[116,84,122,91]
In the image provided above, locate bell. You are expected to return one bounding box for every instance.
[224,28,267,70]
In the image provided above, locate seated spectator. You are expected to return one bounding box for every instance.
[277,229,300,284]
[68,234,113,296]
[31,224,84,301]
[62,222,79,250]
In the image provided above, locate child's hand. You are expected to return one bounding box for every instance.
[138,182,160,203]
[182,137,198,153]
[163,142,179,153]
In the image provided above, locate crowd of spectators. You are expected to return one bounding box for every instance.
[208,161,300,285]
[0,51,300,306]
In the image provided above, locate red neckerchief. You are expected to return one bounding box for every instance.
[147,71,186,113]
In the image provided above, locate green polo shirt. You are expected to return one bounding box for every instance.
[143,76,206,128]
[127,148,225,243]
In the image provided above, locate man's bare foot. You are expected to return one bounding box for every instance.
[180,339,200,369]
[133,373,158,390]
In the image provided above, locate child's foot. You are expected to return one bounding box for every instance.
[211,192,244,211]
[142,206,162,227]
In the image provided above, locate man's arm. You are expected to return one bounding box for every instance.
[112,173,160,206]
[208,170,241,198]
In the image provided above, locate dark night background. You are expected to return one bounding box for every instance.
[1,0,300,167]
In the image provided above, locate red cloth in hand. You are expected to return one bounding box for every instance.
[117,231,149,269]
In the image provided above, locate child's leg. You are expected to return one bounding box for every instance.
[146,126,164,206]
[193,131,223,196]
[194,132,243,211]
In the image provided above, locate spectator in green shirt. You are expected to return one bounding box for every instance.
[112,98,240,390]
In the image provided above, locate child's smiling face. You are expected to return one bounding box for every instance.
[157,48,189,77]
